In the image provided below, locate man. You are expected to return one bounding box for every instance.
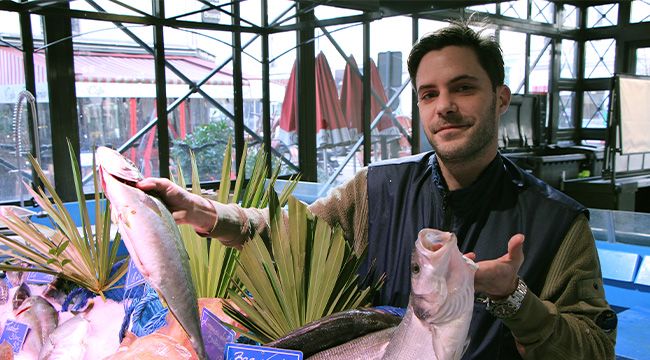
[138,20,616,359]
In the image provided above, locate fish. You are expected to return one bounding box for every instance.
[306,228,478,360]
[267,308,401,357]
[14,296,59,357]
[95,146,206,360]
[39,311,90,360]
[38,292,129,359]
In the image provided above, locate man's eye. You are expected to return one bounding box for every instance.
[456,85,474,92]
[419,92,436,102]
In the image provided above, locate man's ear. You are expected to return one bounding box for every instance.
[497,85,512,115]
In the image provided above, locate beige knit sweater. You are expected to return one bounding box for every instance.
[210,168,616,359]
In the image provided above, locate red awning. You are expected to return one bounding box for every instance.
[0,46,241,86]
[339,55,398,139]
[277,52,352,148]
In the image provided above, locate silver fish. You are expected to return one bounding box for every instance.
[15,296,59,356]
[309,228,477,360]
[96,146,206,360]
[39,312,90,360]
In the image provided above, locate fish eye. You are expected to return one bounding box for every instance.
[411,263,420,274]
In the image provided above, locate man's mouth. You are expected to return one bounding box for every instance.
[434,124,469,134]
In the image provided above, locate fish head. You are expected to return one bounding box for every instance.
[95,146,164,254]
[95,146,143,191]
[410,229,455,299]
[410,228,477,323]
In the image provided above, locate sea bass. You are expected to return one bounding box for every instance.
[96,146,206,360]
[14,296,59,358]
[308,228,477,360]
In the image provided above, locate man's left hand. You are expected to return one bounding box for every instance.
[465,234,525,299]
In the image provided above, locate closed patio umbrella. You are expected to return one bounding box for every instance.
[339,55,399,140]
[277,52,353,149]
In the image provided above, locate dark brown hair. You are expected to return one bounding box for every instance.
[407,18,504,91]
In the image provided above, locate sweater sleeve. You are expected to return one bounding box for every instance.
[503,214,617,359]
[308,168,369,255]
[205,169,370,251]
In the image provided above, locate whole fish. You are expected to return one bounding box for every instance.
[96,146,206,360]
[14,296,59,357]
[307,228,477,359]
[267,308,401,357]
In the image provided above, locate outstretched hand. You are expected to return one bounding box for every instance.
[465,234,525,299]
[136,177,216,234]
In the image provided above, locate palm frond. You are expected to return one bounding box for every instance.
[177,139,299,299]
[0,141,128,298]
[223,194,383,344]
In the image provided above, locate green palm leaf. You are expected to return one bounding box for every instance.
[176,139,299,299]
[0,141,128,298]
[223,194,383,344]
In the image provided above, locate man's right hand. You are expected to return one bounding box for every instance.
[136,177,218,236]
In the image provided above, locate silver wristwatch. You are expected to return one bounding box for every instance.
[485,278,528,319]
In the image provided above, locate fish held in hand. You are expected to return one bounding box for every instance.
[309,229,477,359]
[382,228,477,360]
[95,146,206,360]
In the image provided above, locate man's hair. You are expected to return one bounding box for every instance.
[407,18,505,91]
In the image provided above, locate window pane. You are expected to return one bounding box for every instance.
[558,91,575,129]
[584,39,616,79]
[468,4,496,14]
[0,11,52,203]
[531,0,555,24]
[561,40,577,79]
[561,5,578,28]
[501,0,528,19]
[587,4,618,28]
[529,35,551,94]
[371,16,412,164]
[582,91,610,129]
[71,0,152,16]
[631,0,650,23]
[269,32,298,177]
[636,47,650,75]
[500,30,527,94]
[72,18,156,188]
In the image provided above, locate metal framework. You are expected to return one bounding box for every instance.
[1,0,649,202]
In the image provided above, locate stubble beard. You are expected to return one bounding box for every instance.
[428,98,498,165]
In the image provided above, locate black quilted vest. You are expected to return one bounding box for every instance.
[361,151,587,359]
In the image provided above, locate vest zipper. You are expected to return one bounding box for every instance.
[442,191,452,231]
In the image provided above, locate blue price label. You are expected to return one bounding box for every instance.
[0,320,29,353]
[125,259,146,290]
[224,343,302,360]
[201,308,235,360]
[25,271,55,284]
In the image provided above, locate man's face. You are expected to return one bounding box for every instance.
[415,46,510,164]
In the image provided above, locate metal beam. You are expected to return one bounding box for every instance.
[296,3,317,182]
[152,0,169,179]
[42,2,80,202]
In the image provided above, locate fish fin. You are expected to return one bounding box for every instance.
[156,290,168,309]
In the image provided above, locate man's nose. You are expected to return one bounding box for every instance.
[435,92,457,115]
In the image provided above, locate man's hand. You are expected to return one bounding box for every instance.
[136,177,216,234]
[466,234,525,299]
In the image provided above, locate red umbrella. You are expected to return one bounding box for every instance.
[339,55,399,139]
[277,61,298,146]
[277,53,352,148]
[315,51,352,148]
